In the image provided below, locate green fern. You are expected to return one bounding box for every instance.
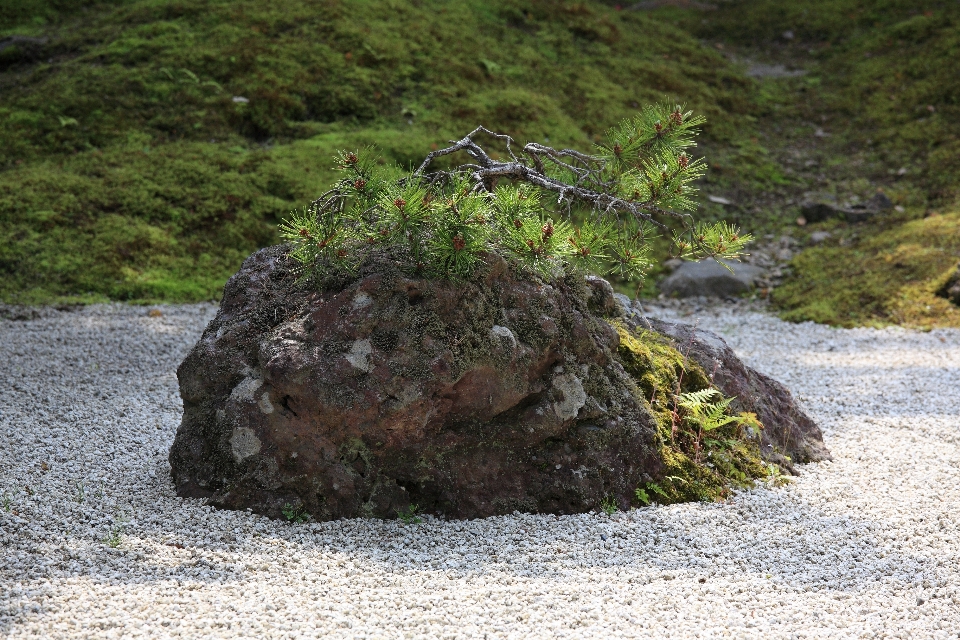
[676,388,743,432]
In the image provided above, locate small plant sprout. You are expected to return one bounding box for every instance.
[281,503,309,523]
[74,481,85,504]
[764,464,792,488]
[105,526,123,548]
[2,493,11,512]
[281,104,752,286]
[396,504,422,524]
[104,510,130,548]
[600,495,618,515]
[634,487,651,506]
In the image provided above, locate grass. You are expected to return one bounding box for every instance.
[0,0,769,304]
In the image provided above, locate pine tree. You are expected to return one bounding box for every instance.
[280,103,752,284]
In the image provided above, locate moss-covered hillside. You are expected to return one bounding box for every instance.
[3,0,959,329]
[0,0,766,304]
[687,0,960,328]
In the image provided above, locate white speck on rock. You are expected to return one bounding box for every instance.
[351,292,373,311]
[229,426,261,462]
[552,373,587,420]
[490,325,517,347]
[345,338,373,372]
[230,375,262,401]
[257,391,274,414]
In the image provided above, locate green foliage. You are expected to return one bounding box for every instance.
[396,504,421,525]
[677,388,747,434]
[599,495,618,515]
[633,487,650,506]
[774,210,960,328]
[282,109,752,285]
[281,502,309,523]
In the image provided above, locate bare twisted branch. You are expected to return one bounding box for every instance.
[413,126,688,230]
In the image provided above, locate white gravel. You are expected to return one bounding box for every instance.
[1,302,959,639]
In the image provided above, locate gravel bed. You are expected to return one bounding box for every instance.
[1,303,958,639]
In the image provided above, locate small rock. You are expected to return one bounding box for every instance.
[663,258,684,272]
[937,263,960,305]
[707,195,733,205]
[866,191,894,212]
[232,96,250,103]
[800,201,840,223]
[658,259,765,298]
[808,231,832,245]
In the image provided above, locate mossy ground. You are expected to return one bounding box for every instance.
[774,211,960,329]
[3,0,959,326]
[0,0,769,304]
[614,323,768,504]
[681,0,960,327]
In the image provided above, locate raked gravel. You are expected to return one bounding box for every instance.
[1,303,959,639]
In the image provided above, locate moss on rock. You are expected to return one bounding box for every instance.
[613,322,768,504]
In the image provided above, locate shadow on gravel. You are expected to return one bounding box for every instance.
[9,485,948,601]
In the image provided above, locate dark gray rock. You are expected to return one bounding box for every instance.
[800,201,841,223]
[938,263,960,305]
[802,192,894,224]
[658,259,765,298]
[170,247,662,521]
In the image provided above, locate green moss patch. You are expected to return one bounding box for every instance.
[774,210,960,329]
[614,323,768,505]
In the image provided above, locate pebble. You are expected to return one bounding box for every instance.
[1,302,958,638]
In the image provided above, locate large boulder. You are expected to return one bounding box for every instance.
[621,311,831,470]
[658,258,764,298]
[170,247,663,520]
[170,247,830,520]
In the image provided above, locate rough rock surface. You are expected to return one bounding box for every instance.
[658,258,764,298]
[170,247,663,521]
[624,313,832,471]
